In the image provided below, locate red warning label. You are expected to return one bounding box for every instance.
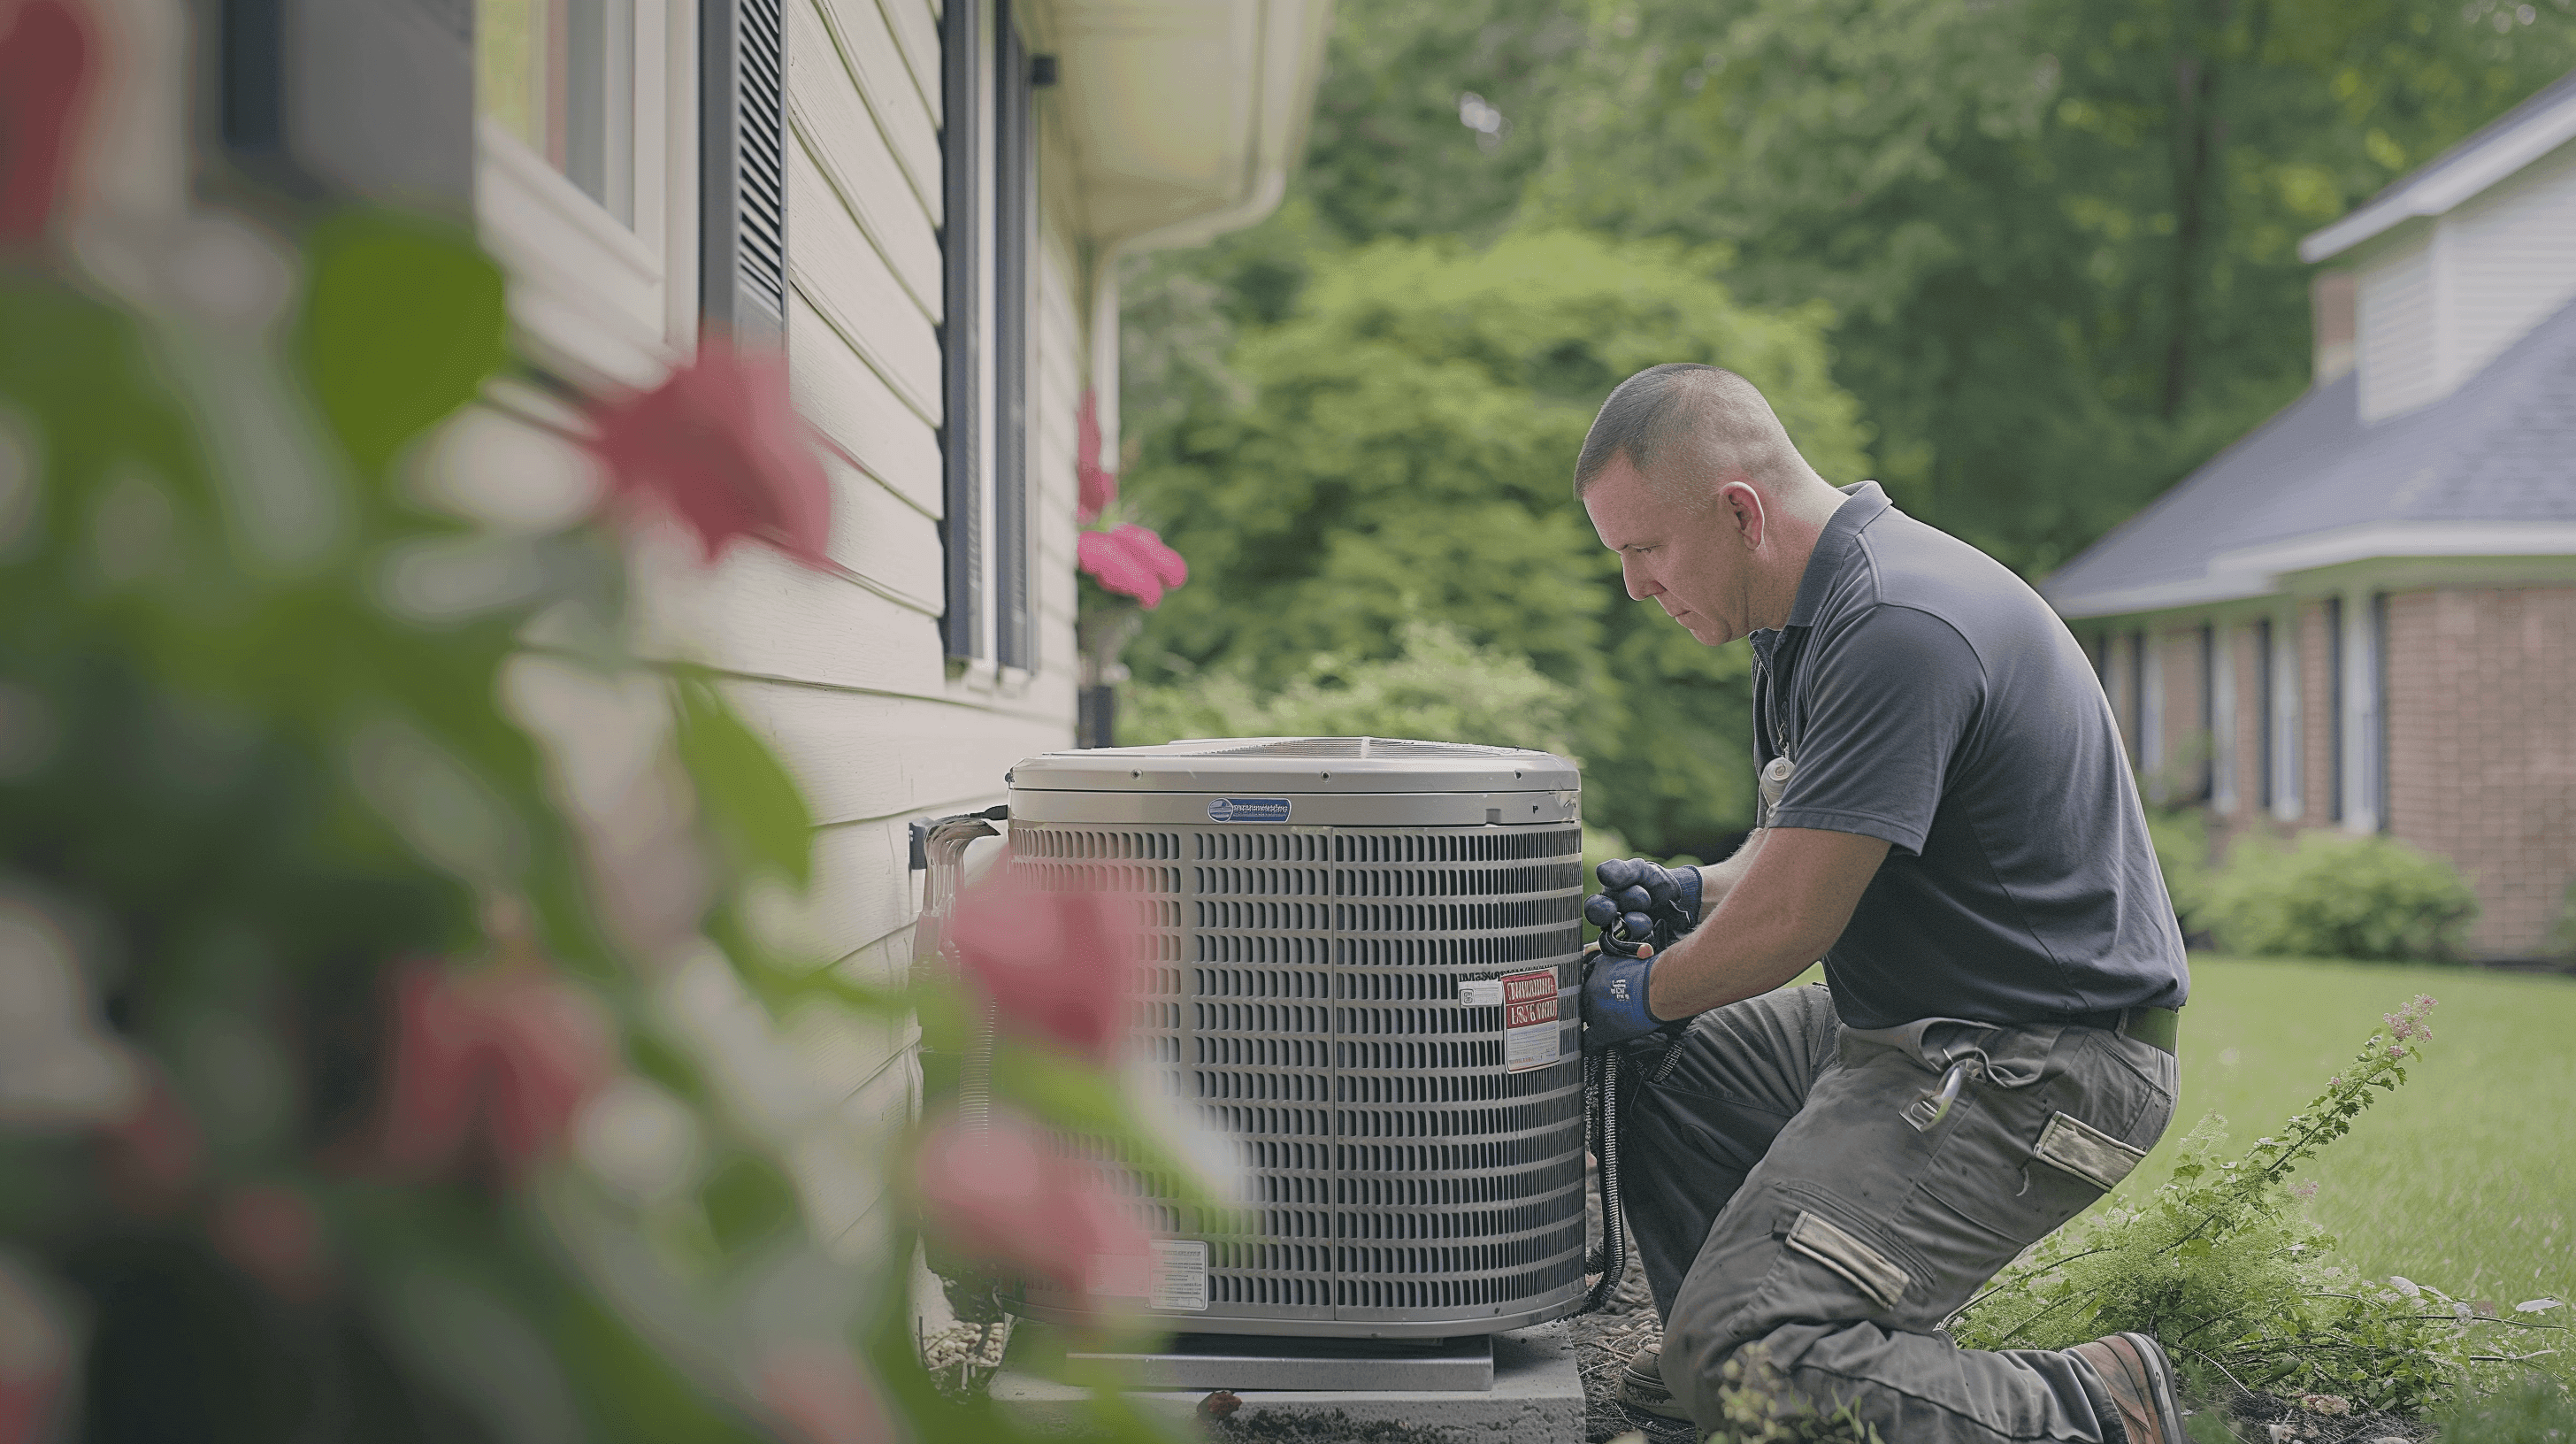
[1501,969,1560,1072]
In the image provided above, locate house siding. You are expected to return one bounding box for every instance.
[2357,231,2438,423]
[2384,586,2576,956]
[2444,139,2576,397]
[630,0,1084,1255]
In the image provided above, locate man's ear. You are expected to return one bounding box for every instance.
[1719,479,1766,549]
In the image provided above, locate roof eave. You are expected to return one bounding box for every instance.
[2049,521,2576,620]
[2299,80,2576,263]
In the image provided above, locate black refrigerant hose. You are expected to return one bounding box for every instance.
[1583,1041,1629,1314]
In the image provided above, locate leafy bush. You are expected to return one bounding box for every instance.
[2201,832,2478,962]
[2143,805,2212,935]
[1123,620,1583,758]
[1951,997,2568,1415]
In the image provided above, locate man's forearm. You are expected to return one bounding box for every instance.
[1690,828,1768,922]
[1651,827,1891,1020]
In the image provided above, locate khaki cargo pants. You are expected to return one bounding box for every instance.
[1616,983,2179,1441]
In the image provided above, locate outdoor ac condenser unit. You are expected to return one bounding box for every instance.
[1003,737,1589,1339]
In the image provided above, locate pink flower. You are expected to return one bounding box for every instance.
[0,1258,68,1444]
[1077,524,1188,609]
[1076,388,1117,524]
[211,1185,328,1302]
[913,1110,1151,1315]
[947,860,1140,1061]
[756,1346,894,1444]
[0,0,95,246]
[2292,1181,2319,1201]
[366,958,617,1186]
[97,1071,202,1217]
[586,341,832,568]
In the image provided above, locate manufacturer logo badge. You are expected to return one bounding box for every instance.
[1207,797,1292,823]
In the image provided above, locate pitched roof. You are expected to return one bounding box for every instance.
[2302,68,2576,263]
[2040,295,2576,619]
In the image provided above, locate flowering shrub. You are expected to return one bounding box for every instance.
[0,23,1204,1437]
[1951,996,2567,1414]
[2202,832,2480,961]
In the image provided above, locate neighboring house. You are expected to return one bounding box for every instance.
[141,0,1324,1248]
[2043,71,2576,960]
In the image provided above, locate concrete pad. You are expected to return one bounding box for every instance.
[993,1322,1584,1442]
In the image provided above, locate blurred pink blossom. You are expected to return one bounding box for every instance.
[1077,524,1188,610]
[2291,1181,2319,1201]
[1076,388,1117,524]
[0,0,93,245]
[586,341,832,569]
[0,1257,67,1444]
[913,1110,1150,1314]
[97,1071,201,1217]
[757,1346,894,1444]
[211,1184,328,1302]
[947,861,1140,1061]
[367,958,617,1186]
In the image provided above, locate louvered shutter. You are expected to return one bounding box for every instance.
[940,0,985,660]
[992,0,1035,671]
[702,0,786,346]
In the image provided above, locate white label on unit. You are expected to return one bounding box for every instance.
[1500,969,1560,1072]
[1151,1239,1209,1312]
[1459,979,1505,1007]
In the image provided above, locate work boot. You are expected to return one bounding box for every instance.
[2065,1332,2188,1444]
[1615,1343,1694,1423]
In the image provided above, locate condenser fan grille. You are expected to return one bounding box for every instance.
[1009,818,1588,1334]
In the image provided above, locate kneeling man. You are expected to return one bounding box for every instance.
[1575,364,2190,1444]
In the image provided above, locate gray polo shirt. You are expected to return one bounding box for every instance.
[1750,482,2188,1030]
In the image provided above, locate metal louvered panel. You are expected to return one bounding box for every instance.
[733,0,786,320]
[1008,812,1588,1338]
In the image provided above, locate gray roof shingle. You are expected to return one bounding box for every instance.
[2041,294,2576,618]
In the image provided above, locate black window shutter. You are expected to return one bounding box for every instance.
[992,1,1035,671]
[941,0,985,661]
[702,0,786,347]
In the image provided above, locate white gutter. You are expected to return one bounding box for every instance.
[2300,79,2576,263]
[2051,520,2576,618]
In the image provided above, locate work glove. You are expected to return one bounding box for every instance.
[1583,857,1702,957]
[1579,941,1669,1054]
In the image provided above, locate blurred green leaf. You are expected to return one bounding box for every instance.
[675,674,814,888]
[702,1153,801,1253]
[299,210,508,473]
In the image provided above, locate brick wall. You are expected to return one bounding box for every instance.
[2158,626,2207,803]
[2385,586,2576,957]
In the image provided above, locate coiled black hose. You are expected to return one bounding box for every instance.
[1582,1043,1628,1314]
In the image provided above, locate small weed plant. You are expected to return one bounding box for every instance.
[1951,995,2567,1415]
[1692,1346,1884,1444]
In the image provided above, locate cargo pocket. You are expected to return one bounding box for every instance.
[2031,1111,2147,1192]
[1784,1209,1911,1310]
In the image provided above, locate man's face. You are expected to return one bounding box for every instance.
[1582,457,1754,646]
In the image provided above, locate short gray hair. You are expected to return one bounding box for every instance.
[1572,364,1806,498]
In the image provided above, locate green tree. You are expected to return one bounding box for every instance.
[1121,231,1871,853]
[1529,0,2576,572]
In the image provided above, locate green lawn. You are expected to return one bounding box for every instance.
[2111,956,2576,1312]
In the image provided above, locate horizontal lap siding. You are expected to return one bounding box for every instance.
[714,0,1085,1244]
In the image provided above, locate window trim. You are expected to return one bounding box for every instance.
[940,0,986,663]
[992,0,1036,673]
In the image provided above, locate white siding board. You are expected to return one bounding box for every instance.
[875,0,942,127]
[813,0,942,216]
[2358,234,2437,423]
[787,0,944,319]
[2446,145,2576,388]
[729,680,1056,826]
[789,296,942,519]
[790,137,942,423]
[633,539,941,693]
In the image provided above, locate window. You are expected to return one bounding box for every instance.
[2204,623,2228,809]
[473,0,684,385]
[479,0,638,225]
[2363,592,2388,832]
[2271,610,2303,821]
[941,0,1039,668]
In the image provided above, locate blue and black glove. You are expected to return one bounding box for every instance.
[1579,859,1703,1053]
